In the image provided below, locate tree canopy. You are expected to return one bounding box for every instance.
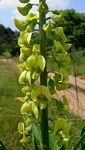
[53,9,85,49]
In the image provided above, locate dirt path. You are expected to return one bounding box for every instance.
[0,58,85,118]
[69,75,85,89]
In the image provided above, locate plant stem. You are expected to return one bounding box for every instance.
[39,0,49,149]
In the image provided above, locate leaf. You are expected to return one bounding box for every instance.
[31,86,51,101]
[0,140,7,150]
[26,13,39,21]
[48,79,55,94]
[25,125,32,134]
[63,44,72,51]
[14,18,28,31]
[19,0,30,3]
[80,126,85,147]
[37,55,46,71]
[19,70,27,84]
[18,122,24,134]
[49,133,58,150]
[18,31,32,47]
[43,22,52,32]
[32,124,42,150]
[18,3,32,16]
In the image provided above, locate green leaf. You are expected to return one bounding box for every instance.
[48,79,55,94]
[49,133,58,150]
[26,13,39,21]
[14,18,28,31]
[19,0,30,3]
[63,44,72,51]
[18,31,32,47]
[31,86,51,101]
[43,21,52,32]
[0,140,7,150]
[32,124,42,150]
[18,3,32,16]
[18,122,24,134]
[25,125,32,134]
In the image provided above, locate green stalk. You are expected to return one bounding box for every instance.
[39,0,49,149]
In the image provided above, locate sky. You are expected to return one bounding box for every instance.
[0,0,85,31]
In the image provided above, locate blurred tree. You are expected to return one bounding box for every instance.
[53,9,85,49]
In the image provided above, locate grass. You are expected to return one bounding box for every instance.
[67,56,85,77]
[0,57,85,149]
[0,58,24,150]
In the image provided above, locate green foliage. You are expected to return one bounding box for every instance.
[0,140,7,150]
[53,9,85,49]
